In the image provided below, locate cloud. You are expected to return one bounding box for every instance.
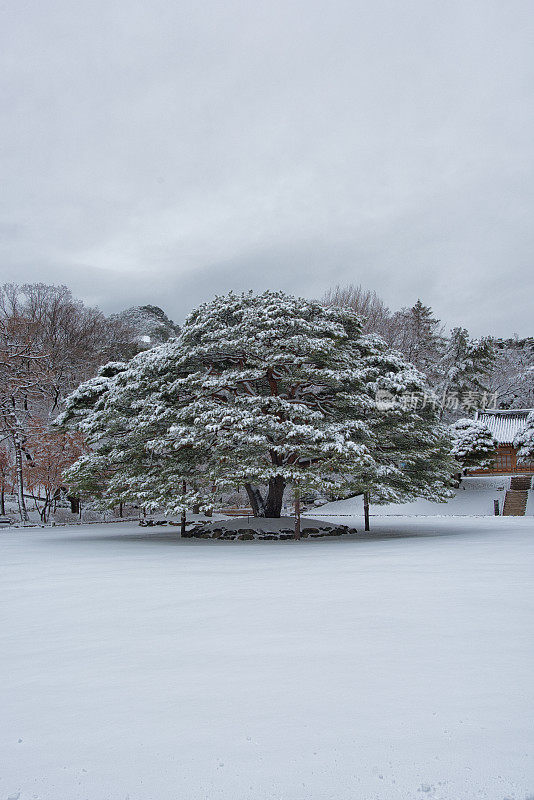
[0,0,532,336]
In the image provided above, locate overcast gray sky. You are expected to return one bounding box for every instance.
[1,0,532,336]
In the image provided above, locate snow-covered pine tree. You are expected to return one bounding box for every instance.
[514,411,534,464]
[486,337,534,409]
[392,299,445,380]
[58,291,455,517]
[54,361,130,505]
[449,418,497,473]
[437,327,494,417]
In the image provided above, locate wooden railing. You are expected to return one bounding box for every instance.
[469,464,534,475]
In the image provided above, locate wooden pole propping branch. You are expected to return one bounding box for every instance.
[294,486,301,540]
[181,480,187,536]
[364,491,370,531]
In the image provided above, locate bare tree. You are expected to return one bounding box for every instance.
[0,442,13,516]
[0,315,53,520]
[0,283,139,521]
[23,420,85,522]
[320,284,399,343]
[0,283,138,410]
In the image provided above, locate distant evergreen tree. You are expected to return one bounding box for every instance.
[437,328,494,417]
[393,300,445,381]
[487,337,534,409]
[514,412,534,464]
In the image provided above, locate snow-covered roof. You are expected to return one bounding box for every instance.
[475,409,533,444]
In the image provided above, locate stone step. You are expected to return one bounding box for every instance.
[502,490,528,516]
[510,476,532,491]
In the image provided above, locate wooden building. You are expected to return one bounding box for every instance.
[470,409,534,475]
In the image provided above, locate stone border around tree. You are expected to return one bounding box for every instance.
[180,524,358,540]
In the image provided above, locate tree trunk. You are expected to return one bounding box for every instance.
[13,432,29,522]
[264,476,286,518]
[245,483,265,517]
[41,498,50,524]
[245,478,286,518]
[192,483,200,514]
[0,486,4,516]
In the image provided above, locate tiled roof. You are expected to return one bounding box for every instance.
[475,409,532,444]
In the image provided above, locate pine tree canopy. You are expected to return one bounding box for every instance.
[449,418,497,471]
[438,328,494,402]
[394,299,445,378]
[57,291,456,516]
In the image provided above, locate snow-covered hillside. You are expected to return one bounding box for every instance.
[315,476,534,517]
[109,304,180,347]
[0,518,532,800]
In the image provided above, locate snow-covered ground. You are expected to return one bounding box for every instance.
[0,517,533,800]
[314,476,534,517]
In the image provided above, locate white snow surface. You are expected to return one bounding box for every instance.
[0,517,533,800]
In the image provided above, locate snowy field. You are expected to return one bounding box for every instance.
[1,517,533,800]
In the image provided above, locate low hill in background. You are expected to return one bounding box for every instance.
[110,304,180,349]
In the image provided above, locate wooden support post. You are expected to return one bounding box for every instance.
[364,491,370,531]
[494,499,500,516]
[181,480,187,536]
[294,487,301,540]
